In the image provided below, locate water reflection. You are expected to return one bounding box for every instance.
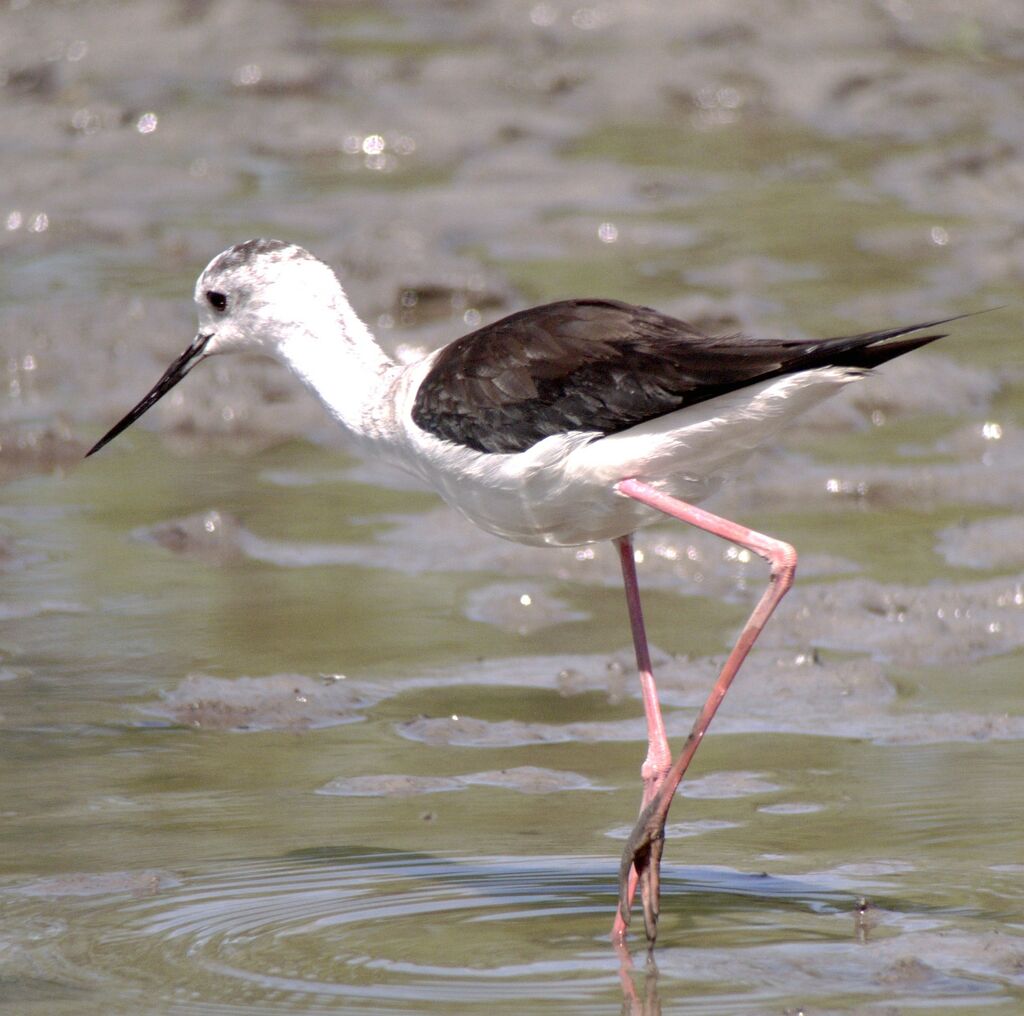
[9,848,1015,1012]
[616,943,661,1016]
[2,851,865,1012]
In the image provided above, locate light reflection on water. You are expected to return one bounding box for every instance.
[5,849,1020,1013]
[4,852,851,1012]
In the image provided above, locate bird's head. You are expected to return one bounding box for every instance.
[193,238,346,357]
[86,239,344,457]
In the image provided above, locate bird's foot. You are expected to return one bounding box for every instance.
[616,795,668,943]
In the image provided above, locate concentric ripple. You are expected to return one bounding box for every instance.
[100,852,654,1009]
[3,851,860,1014]
[6,851,1020,1013]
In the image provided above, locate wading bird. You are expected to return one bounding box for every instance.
[88,239,957,943]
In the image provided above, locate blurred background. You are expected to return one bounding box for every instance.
[1,2,1023,1013]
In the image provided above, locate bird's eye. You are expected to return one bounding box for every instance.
[206,290,228,312]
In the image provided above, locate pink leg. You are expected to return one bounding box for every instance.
[611,534,672,942]
[611,478,797,944]
[615,534,672,800]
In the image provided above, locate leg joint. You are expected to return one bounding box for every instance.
[763,537,797,583]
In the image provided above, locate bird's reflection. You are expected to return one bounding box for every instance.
[616,939,661,1016]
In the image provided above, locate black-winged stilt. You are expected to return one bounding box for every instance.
[87,238,958,944]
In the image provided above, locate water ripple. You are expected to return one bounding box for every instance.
[5,851,1018,1012]
[5,852,849,1013]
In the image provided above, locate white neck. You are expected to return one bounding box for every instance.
[275,299,401,447]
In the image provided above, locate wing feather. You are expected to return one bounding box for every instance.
[410,299,950,453]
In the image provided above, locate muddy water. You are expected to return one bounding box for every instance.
[2,1,1023,1013]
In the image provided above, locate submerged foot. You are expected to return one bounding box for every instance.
[616,793,669,943]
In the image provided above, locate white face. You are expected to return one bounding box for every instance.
[193,239,337,357]
[87,239,338,457]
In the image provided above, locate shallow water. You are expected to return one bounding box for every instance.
[2,1,1024,1012]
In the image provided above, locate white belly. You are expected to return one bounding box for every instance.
[396,366,865,547]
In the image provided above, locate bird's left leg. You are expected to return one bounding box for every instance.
[612,477,797,943]
[611,533,671,943]
[615,533,673,801]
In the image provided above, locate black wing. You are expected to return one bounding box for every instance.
[410,298,951,454]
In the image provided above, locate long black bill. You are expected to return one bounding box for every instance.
[85,332,213,458]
